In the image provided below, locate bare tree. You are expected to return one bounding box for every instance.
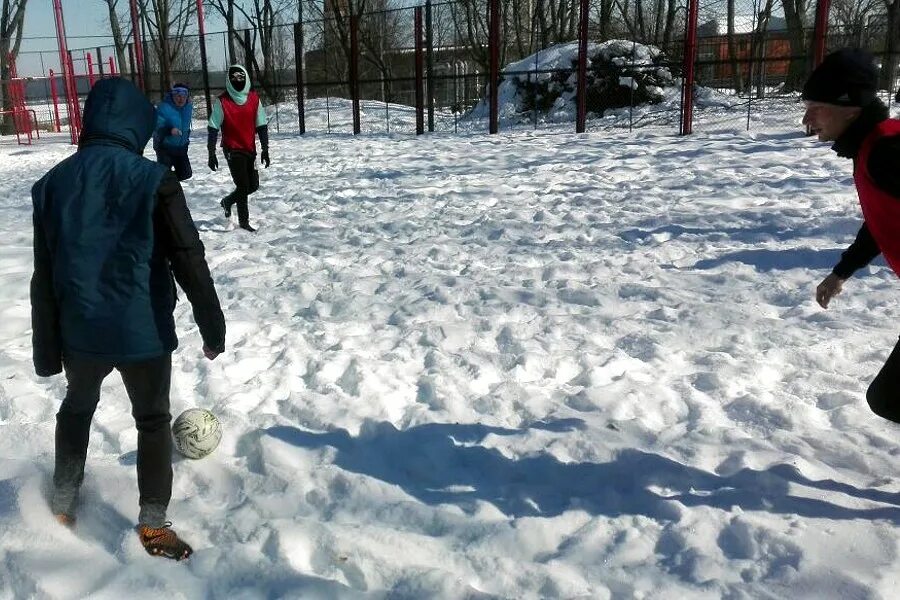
[206,0,238,63]
[750,0,775,97]
[831,0,879,45]
[98,0,131,75]
[0,0,28,131]
[355,0,406,102]
[780,0,813,91]
[614,0,681,47]
[139,0,198,94]
[880,0,900,91]
[726,0,743,93]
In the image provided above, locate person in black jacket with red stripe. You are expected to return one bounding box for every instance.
[804,49,900,422]
[31,78,225,560]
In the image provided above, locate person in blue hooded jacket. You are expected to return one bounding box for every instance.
[154,83,193,181]
[31,77,225,560]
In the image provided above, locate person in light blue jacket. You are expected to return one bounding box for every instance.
[154,83,193,181]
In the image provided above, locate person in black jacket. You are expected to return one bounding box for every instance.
[31,78,225,561]
[804,50,900,422]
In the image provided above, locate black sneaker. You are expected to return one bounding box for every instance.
[137,522,193,561]
[239,223,256,232]
[220,199,231,218]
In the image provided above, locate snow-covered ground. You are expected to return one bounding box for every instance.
[2,102,900,599]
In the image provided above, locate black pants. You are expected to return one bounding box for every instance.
[223,151,259,226]
[867,337,900,423]
[52,353,173,527]
[156,148,192,181]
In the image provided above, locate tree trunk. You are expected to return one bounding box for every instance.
[881,0,899,92]
[1,0,27,133]
[662,0,677,49]
[781,0,809,92]
[102,0,129,74]
[599,0,612,41]
[727,0,743,92]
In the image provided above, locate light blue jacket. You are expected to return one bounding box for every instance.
[154,91,193,151]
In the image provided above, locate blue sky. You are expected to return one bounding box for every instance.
[24,2,119,50]
[20,1,227,52]
[16,1,230,75]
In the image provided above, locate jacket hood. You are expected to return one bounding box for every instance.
[80,78,156,153]
[225,64,251,105]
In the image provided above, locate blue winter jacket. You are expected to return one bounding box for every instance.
[31,78,208,369]
[154,92,193,151]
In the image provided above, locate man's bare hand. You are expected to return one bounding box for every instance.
[816,273,845,309]
[203,346,220,360]
[171,127,182,136]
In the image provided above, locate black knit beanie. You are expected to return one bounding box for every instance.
[801,48,878,107]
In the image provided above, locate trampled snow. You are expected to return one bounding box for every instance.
[1,101,900,599]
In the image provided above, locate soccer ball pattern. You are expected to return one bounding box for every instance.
[172,408,222,459]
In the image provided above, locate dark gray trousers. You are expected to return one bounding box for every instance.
[52,353,173,527]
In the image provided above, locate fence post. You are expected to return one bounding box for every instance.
[350,14,361,135]
[96,47,105,78]
[86,51,96,87]
[109,56,117,76]
[294,21,306,134]
[196,0,213,117]
[415,7,425,135]
[575,0,589,133]
[425,0,434,132]
[680,0,699,135]
[130,0,145,91]
[488,0,500,134]
[49,69,62,132]
[67,50,82,133]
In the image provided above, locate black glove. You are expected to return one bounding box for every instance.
[260,149,270,169]
[208,152,218,171]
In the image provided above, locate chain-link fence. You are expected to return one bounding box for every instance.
[3,0,898,143]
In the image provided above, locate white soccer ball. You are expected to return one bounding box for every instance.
[172,408,222,459]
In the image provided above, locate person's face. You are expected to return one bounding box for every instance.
[172,92,188,107]
[802,101,861,142]
[229,70,246,90]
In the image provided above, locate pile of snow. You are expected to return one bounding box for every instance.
[469,40,678,124]
[467,40,754,126]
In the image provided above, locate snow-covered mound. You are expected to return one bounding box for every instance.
[469,40,748,126]
[469,40,677,123]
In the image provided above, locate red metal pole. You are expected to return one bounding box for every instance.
[109,56,117,76]
[488,0,500,134]
[52,0,78,144]
[67,51,82,133]
[130,0,145,91]
[86,52,96,87]
[812,0,831,67]
[681,0,699,135]
[415,7,425,135]
[575,0,590,133]
[7,53,30,143]
[49,69,62,132]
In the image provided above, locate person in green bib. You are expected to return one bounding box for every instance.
[207,64,270,232]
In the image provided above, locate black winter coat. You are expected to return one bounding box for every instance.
[31,78,225,376]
